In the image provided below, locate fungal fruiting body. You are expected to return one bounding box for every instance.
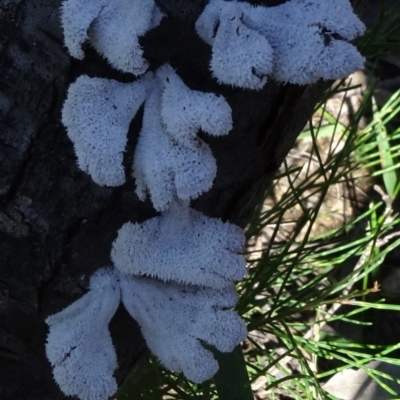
[46,266,246,400]
[45,268,120,400]
[196,0,365,87]
[158,65,233,147]
[88,0,163,74]
[48,0,367,398]
[120,274,247,383]
[132,81,219,211]
[195,0,273,89]
[132,66,232,210]
[62,74,151,186]
[111,200,247,287]
[51,57,244,397]
[61,64,233,207]
[61,0,163,74]
[239,0,366,84]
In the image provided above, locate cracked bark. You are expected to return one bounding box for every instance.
[0,0,332,399]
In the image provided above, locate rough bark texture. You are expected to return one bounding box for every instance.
[0,0,330,398]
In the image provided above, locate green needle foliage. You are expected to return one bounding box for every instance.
[239,79,400,398]
[359,0,400,61]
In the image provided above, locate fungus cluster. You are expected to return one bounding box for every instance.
[46,0,366,399]
[196,0,365,87]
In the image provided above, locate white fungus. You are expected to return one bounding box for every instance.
[111,200,247,287]
[51,0,368,396]
[119,273,247,383]
[62,74,151,186]
[61,64,233,206]
[61,0,107,59]
[61,0,163,74]
[158,64,233,146]
[195,0,273,89]
[196,0,365,86]
[45,268,120,400]
[132,83,219,211]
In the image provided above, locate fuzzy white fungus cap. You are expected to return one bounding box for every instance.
[196,0,365,86]
[62,74,151,186]
[45,268,120,400]
[239,0,366,84]
[111,200,247,287]
[158,64,233,146]
[61,0,107,59]
[120,273,247,383]
[133,84,219,210]
[195,0,273,89]
[61,0,163,74]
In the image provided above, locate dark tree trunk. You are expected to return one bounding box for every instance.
[0,1,330,399]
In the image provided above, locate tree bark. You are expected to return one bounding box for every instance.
[0,0,329,398]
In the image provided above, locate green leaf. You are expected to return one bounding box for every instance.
[372,96,399,200]
[212,346,254,400]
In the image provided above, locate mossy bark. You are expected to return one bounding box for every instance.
[0,0,331,398]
